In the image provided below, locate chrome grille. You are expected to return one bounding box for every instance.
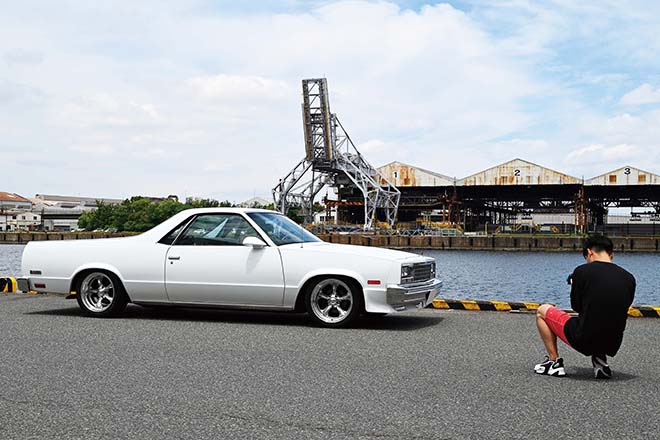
[402,262,434,285]
[411,262,433,283]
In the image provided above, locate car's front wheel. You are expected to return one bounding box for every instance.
[76,271,128,318]
[305,277,362,327]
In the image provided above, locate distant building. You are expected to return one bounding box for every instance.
[33,206,83,232]
[0,210,41,232]
[34,194,123,208]
[29,194,179,232]
[238,197,273,208]
[0,192,32,211]
[314,209,337,224]
[28,195,107,232]
[0,192,34,231]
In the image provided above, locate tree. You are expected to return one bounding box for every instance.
[285,206,304,224]
[77,196,236,232]
[77,210,94,230]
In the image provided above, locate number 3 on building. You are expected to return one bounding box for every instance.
[624,167,631,175]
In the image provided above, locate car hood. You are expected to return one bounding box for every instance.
[279,242,429,262]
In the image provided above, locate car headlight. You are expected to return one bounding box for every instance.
[401,264,413,283]
[430,261,436,278]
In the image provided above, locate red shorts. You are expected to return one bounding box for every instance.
[544,306,572,347]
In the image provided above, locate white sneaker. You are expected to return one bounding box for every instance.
[534,356,566,377]
[592,355,612,379]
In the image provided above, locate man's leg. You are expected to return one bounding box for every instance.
[534,304,567,377]
[536,304,559,360]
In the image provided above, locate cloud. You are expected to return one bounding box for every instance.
[356,139,411,166]
[620,84,660,106]
[130,102,160,119]
[0,1,659,202]
[555,107,660,178]
[566,143,640,162]
[3,48,44,65]
[357,139,388,153]
[0,80,44,105]
[186,75,291,101]
[1,1,543,201]
[68,144,115,155]
[491,138,549,153]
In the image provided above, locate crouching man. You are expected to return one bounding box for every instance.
[534,234,635,378]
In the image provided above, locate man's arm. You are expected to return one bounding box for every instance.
[570,269,583,313]
[627,274,636,307]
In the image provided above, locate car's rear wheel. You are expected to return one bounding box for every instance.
[76,271,128,318]
[305,277,362,327]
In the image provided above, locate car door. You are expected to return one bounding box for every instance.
[164,213,285,306]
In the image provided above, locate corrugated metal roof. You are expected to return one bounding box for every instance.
[459,158,581,186]
[35,194,124,204]
[586,166,660,185]
[377,161,454,187]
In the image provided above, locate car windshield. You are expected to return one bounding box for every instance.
[248,212,321,246]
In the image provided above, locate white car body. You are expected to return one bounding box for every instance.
[18,208,441,317]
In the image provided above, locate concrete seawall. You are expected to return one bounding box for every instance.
[2,231,659,252]
[0,232,138,244]
[316,234,660,252]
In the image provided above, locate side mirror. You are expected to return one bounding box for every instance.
[243,236,267,249]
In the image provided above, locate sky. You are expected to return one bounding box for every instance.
[2,0,660,202]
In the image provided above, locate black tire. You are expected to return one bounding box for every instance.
[304,276,363,328]
[75,270,128,318]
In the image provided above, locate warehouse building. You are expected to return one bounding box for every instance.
[378,161,455,187]
[367,159,660,235]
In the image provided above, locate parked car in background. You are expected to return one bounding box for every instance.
[18,208,441,327]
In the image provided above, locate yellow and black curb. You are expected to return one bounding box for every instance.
[1,277,39,295]
[1,277,18,293]
[431,298,660,318]
[626,306,660,318]
[433,298,541,312]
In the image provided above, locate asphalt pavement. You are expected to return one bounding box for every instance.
[1,293,659,440]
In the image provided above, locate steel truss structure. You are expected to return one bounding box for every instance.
[273,78,400,229]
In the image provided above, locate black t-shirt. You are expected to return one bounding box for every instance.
[564,261,636,356]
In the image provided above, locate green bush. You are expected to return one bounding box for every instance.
[78,197,235,232]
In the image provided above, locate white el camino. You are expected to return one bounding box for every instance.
[18,208,441,327]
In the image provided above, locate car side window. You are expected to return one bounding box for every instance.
[159,217,193,245]
[174,214,260,246]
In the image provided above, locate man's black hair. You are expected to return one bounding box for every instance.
[582,233,614,258]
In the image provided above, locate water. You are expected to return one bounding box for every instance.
[1,245,658,307]
[0,245,24,276]
[418,250,660,308]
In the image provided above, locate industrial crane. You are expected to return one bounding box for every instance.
[273,78,400,230]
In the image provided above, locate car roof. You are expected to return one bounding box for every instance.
[138,207,282,241]
[175,207,277,214]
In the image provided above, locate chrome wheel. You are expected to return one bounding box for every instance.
[310,278,354,324]
[80,272,115,313]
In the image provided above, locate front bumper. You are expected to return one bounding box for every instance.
[386,278,442,311]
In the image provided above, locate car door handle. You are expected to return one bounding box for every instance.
[168,256,180,260]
